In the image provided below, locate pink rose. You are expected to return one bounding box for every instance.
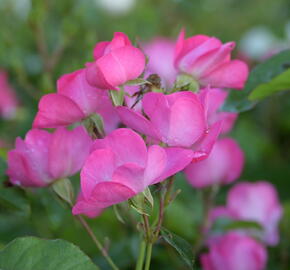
[86,32,146,90]
[72,128,193,217]
[201,232,267,270]
[7,126,93,187]
[174,30,249,89]
[117,90,222,162]
[33,69,119,134]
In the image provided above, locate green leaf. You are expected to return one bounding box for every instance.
[110,89,124,106]
[249,68,290,100]
[90,114,105,138]
[222,49,290,112]
[129,188,154,216]
[161,228,194,269]
[52,178,74,205]
[0,237,99,270]
[211,217,263,233]
[125,78,150,86]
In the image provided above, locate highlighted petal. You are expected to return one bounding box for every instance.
[33,94,85,128]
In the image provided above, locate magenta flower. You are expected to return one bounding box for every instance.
[0,70,18,119]
[142,37,177,88]
[72,128,193,216]
[86,32,146,90]
[7,126,93,187]
[201,232,267,270]
[117,91,222,162]
[33,69,119,133]
[224,181,282,246]
[184,137,244,188]
[174,30,249,89]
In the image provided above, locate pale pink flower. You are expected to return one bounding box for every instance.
[142,37,177,88]
[201,232,267,270]
[0,70,18,119]
[174,30,249,89]
[7,126,93,187]
[184,138,244,188]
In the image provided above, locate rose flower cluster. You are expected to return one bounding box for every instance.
[6,31,282,270]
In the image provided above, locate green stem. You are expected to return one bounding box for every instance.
[76,215,119,270]
[144,243,153,270]
[135,240,146,270]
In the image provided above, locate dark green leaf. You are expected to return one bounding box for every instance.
[222,49,290,112]
[0,237,99,270]
[161,228,194,269]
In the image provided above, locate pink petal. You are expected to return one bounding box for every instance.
[116,106,160,140]
[90,181,136,208]
[143,38,177,88]
[7,129,52,187]
[96,46,145,87]
[49,127,92,179]
[85,62,116,90]
[33,94,85,128]
[191,42,235,77]
[167,95,206,147]
[0,70,18,119]
[152,147,193,184]
[112,163,145,193]
[200,60,249,89]
[72,192,104,218]
[144,145,167,186]
[142,92,170,140]
[57,68,107,116]
[7,150,48,187]
[107,32,132,51]
[185,138,244,188]
[192,121,222,162]
[80,149,117,200]
[93,41,110,60]
[92,128,148,167]
[176,36,222,72]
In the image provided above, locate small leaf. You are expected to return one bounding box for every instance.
[125,78,150,86]
[90,113,105,137]
[161,228,194,269]
[52,178,74,205]
[211,217,263,233]
[113,204,125,224]
[0,237,99,270]
[222,49,290,112]
[110,89,125,106]
[129,188,154,216]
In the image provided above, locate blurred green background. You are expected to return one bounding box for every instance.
[0,0,290,269]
